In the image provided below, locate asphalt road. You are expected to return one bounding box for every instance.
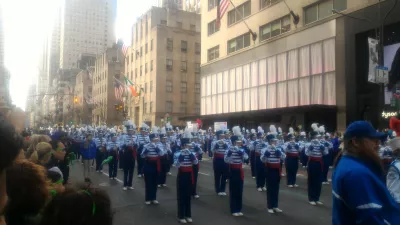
[69,157,333,225]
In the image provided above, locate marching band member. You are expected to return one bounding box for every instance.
[321,130,333,185]
[106,128,120,180]
[94,129,106,172]
[225,126,248,216]
[137,123,150,178]
[190,128,203,199]
[387,137,400,204]
[299,132,309,168]
[121,121,137,191]
[380,132,395,176]
[261,127,286,214]
[141,131,164,205]
[306,124,328,206]
[174,130,198,224]
[158,127,172,187]
[166,123,176,174]
[248,129,257,178]
[285,128,301,187]
[211,130,229,196]
[254,127,267,192]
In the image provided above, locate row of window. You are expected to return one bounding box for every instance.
[167,39,201,54]
[165,81,201,94]
[141,101,200,114]
[166,60,201,73]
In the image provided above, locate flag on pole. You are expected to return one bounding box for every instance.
[114,78,124,100]
[216,0,230,28]
[124,76,138,97]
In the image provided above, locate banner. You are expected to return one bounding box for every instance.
[214,122,227,132]
[368,38,379,83]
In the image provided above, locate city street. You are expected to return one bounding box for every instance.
[69,158,333,225]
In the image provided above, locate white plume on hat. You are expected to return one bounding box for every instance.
[141,122,149,129]
[319,125,325,134]
[160,127,167,134]
[183,128,193,138]
[166,122,173,129]
[192,125,198,133]
[258,126,264,134]
[232,126,242,137]
[278,127,282,134]
[110,128,116,134]
[251,129,256,134]
[269,125,277,135]
[289,127,294,134]
[311,123,319,132]
[300,131,306,136]
[152,126,159,134]
[389,137,400,150]
[125,120,136,128]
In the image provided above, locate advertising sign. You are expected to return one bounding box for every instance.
[214,122,227,131]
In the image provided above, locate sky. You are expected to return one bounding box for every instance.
[2,0,156,110]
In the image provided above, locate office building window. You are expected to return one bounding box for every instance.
[150,101,153,113]
[167,38,173,51]
[260,0,281,9]
[140,47,143,56]
[166,80,173,92]
[131,53,133,62]
[181,40,187,52]
[135,68,138,78]
[150,81,153,92]
[208,20,219,36]
[161,20,167,25]
[228,1,251,26]
[305,0,346,25]
[227,32,251,54]
[143,102,147,113]
[195,43,201,54]
[195,104,200,114]
[150,60,153,71]
[145,83,147,93]
[259,15,291,41]
[181,61,187,72]
[166,101,172,112]
[151,39,153,51]
[180,102,187,113]
[195,83,200,93]
[140,66,142,76]
[145,63,148,73]
[208,45,219,61]
[190,24,196,31]
[166,59,173,70]
[195,63,200,73]
[181,82,187,93]
[145,43,148,54]
[208,0,217,10]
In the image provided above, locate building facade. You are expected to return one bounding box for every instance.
[74,70,93,124]
[59,0,117,69]
[92,46,125,125]
[125,7,201,127]
[200,0,397,132]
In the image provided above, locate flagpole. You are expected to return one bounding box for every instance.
[228,0,257,42]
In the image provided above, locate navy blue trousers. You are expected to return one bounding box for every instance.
[250,151,256,177]
[256,157,266,188]
[158,156,169,185]
[229,168,243,213]
[177,171,192,219]
[213,158,228,193]
[144,162,158,201]
[266,167,280,209]
[137,157,144,176]
[307,161,323,202]
[300,150,308,166]
[123,161,135,187]
[192,164,199,196]
[108,157,118,178]
[322,153,332,182]
[95,151,104,171]
[286,156,299,185]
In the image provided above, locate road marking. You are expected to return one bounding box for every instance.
[199,172,210,176]
[101,171,123,183]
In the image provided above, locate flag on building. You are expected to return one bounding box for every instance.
[216,0,230,28]
[114,78,124,100]
[124,76,138,97]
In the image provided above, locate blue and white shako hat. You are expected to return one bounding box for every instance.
[166,122,173,132]
[231,126,242,143]
[160,127,167,139]
[288,127,295,139]
[124,120,136,131]
[277,127,283,137]
[140,122,150,132]
[318,125,326,136]
[109,128,117,138]
[216,130,224,137]
[310,123,320,138]
[181,128,193,146]
[149,126,159,140]
[257,126,264,138]
[267,125,278,142]
[191,126,199,139]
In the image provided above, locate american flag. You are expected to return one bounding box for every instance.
[114,79,124,100]
[216,0,230,28]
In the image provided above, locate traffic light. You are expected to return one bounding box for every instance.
[74,97,78,103]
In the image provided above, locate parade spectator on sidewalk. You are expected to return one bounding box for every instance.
[387,137,400,205]
[80,134,97,182]
[332,121,400,225]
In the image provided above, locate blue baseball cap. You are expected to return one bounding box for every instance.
[344,121,385,140]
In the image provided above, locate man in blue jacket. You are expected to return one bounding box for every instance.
[332,121,400,225]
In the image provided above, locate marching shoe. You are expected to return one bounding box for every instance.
[252,177,256,179]
[162,184,167,187]
[122,187,127,191]
[273,208,283,213]
[262,187,267,191]
[194,195,200,199]
[218,192,223,196]
[257,188,262,192]
[221,192,227,196]
[309,201,317,206]
[232,213,240,217]
[267,209,274,214]
[294,184,299,187]
[145,201,151,205]
[238,212,244,216]
[186,218,193,223]
[179,219,187,224]
[138,174,142,178]
[152,200,159,205]
[157,185,161,188]
[168,172,172,175]
[316,201,324,205]
[128,186,134,190]
[288,185,294,188]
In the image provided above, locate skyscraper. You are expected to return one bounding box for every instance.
[59,0,117,69]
